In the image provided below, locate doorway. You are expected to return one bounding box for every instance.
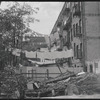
[90,64,93,73]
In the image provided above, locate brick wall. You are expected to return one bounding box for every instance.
[85,2,100,61]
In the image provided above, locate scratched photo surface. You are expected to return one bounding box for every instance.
[0,1,100,99]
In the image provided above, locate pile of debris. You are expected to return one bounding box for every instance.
[75,73,100,95]
[25,70,100,98]
[45,71,76,84]
[38,71,76,96]
[39,71,100,97]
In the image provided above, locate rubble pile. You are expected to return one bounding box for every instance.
[38,71,75,96]
[39,81,66,96]
[66,72,100,95]
[40,71,100,96]
[54,81,66,96]
[54,81,65,90]
[75,73,100,95]
[25,71,100,97]
[45,71,76,84]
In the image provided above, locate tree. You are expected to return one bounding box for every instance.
[0,65,27,99]
[0,2,39,68]
[0,2,39,48]
[0,2,40,98]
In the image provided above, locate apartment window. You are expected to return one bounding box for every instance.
[76,45,78,58]
[73,24,75,37]
[73,2,81,18]
[71,28,73,41]
[80,43,82,57]
[77,25,79,35]
[90,64,93,73]
[80,43,82,49]
[74,43,76,57]
[78,2,81,11]
[79,19,81,33]
[74,2,80,11]
[76,23,78,35]
[78,2,80,12]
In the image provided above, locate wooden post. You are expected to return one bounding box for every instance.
[35,70,37,81]
[47,69,49,79]
[57,64,63,74]
[32,69,33,80]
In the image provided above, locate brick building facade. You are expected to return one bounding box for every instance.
[49,2,100,73]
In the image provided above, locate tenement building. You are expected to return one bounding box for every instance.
[49,2,100,73]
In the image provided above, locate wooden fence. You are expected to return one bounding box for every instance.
[21,72,61,82]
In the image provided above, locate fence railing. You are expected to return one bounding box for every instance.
[21,72,61,82]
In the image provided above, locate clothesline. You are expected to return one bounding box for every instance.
[12,48,74,59]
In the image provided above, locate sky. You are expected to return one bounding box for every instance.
[0,2,64,35]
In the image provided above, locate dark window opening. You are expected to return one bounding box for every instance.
[76,45,78,59]
[73,2,81,17]
[79,19,81,34]
[80,43,82,57]
[71,28,73,41]
[76,23,78,35]
[73,24,75,37]
[90,64,93,73]
[84,66,87,72]
[74,43,76,57]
